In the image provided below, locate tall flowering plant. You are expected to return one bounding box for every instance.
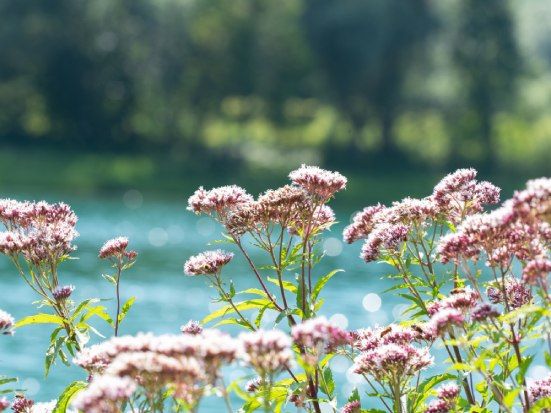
[0,166,549,413]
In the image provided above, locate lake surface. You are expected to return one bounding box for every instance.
[0,183,546,411]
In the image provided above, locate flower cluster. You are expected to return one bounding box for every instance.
[74,330,239,408]
[11,396,34,413]
[292,317,349,361]
[352,324,433,383]
[487,277,532,309]
[0,309,14,335]
[341,400,361,413]
[184,250,234,276]
[424,382,460,413]
[99,237,137,261]
[239,330,293,375]
[52,285,74,302]
[72,376,136,413]
[528,374,551,405]
[288,164,347,200]
[181,320,203,335]
[187,185,253,217]
[0,200,78,265]
[0,398,8,412]
[523,258,551,287]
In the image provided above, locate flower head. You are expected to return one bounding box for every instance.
[0,310,14,336]
[523,258,551,286]
[99,237,135,260]
[292,317,350,356]
[528,374,551,404]
[487,277,532,309]
[289,165,347,200]
[343,204,386,244]
[239,330,293,375]
[471,303,500,322]
[0,398,8,412]
[11,396,34,413]
[360,223,408,262]
[437,382,460,400]
[424,399,452,413]
[184,250,233,276]
[187,186,253,217]
[72,376,136,413]
[52,285,74,302]
[341,400,361,413]
[181,320,203,335]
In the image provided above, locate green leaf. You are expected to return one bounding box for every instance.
[267,277,297,293]
[311,269,343,302]
[202,299,275,324]
[118,296,136,324]
[53,381,88,413]
[320,367,335,397]
[16,313,64,328]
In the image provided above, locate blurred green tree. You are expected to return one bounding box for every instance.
[303,0,435,162]
[453,0,521,167]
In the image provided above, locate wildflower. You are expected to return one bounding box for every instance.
[437,382,460,400]
[0,398,9,411]
[105,352,203,388]
[509,177,551,224]
[187,185,253,217]
[471,303,500,322]
[181,320,203,335]
[52,285,74,302]
[0,309,14,335]
[0,232,23,255]
[487,277,532,309]
[0,201,78,265]
[343,204,386,244]
[184,250,233,276]
[523,258,551,286]
[225,201,262,237]
[353,343,432,381]
[99,237,135,260]
[341,400,361,413]
[427,287,479,316]
[11,396,34,413]
[360,223,408,262]
[257,185,310,226]
[289,205,336,236]
[528,374,551,404]
[239,330,293,375]
[245,377,263,392]
[427,308,464,336]
[291,317,350,355]
[289,165,347,200]
[424,399,452,413]
[71,376,136,413]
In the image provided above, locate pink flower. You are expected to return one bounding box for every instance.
[289,165,347,200]
[0,309,14,336]
[528,374,551,404]
[99,237,130,259]
[11,396,34,413]
[343,204,386,244]
[181,320,203,335]
[487,277,532,309]
[184,250,233,275]
[239,330,293,375]
[424,399,452,413]
[471,303,500,322]
[428,308,464,336]
[341,400,361,413]
[437,382,460,400]
[360,223,408,262]
[289,205,336,236]
[187,185,253,216]
[52,285,74,301]
[353,343,433,380]
[522,258,551,286]
[72,376,136,413]
[291,317,350,354]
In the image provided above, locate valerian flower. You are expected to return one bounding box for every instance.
[289,164,347,200]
